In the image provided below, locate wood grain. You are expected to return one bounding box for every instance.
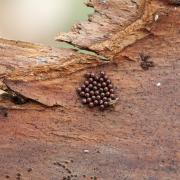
[0,0,179,179]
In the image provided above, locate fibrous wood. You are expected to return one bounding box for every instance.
[0,0,179,180]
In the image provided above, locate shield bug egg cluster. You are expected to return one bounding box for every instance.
[77,71,118,110]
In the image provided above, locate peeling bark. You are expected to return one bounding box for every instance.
[0,0,179,180]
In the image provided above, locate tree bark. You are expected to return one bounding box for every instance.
[0,0,179,179]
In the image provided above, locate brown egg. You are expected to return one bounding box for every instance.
[92,96,96,100]
[109,89,114,93]
[97,83,101,88]
[94,100,99,105]
[84,81,89,86]
[104,87,108,92]
[99,88,104,93]
[89,102,94,108]
[104,101,109,107]
[99,100,103,105]
[80,91,85,97]
[81,84,86,89]
[77,87,81,93]
[85,88,90,93]
[104,75,108,80]
[99,78,104,82]
[90,91,94,96]
[82,99,87,104]
[102,82,107,87]
[101,93,105,98]
[96,95,101,100]
[88,84,93,89]
[87,98,92,103]
[106,79,111,84]
[94,76,99,81]
[108,84,113,89]
[110,94,115,100]
[89,78,93,82]
[95,90,100,95]
[103,97,107,101]
[90,73,95,78]
[100,104,105,110]
[85,72,91,78]
[93,81,97,86]
[85,93,90,98]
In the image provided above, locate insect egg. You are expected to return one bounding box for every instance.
[89,78,93,82]
[81,84,86,89]
[110,94,115,100]
[89,102,94,108]
[82,99,87,104]
[85,88,90,93]
[80,91,85,97]
[99,88,104,93]
[109,89,114,93]
[103,97,107,101]
[102,82,107,87]
[95,91,99,95]
[104,87,108,92]
[77,87,81,93]
[84,81,89,86]
[94,76,99,81]
[106,79,111,84]
[99,100,103,105]
[85,72,91,78]
[96,95,101,100]
[85,93,90,97]
[77,71,118,110]
[108,84,113,89]
[90,73,95,78]
[99,78,104,82]
[90,91,94,95]
[94,100,99,105]
[104,101,109,107]
[92,96,96,100]
[101,93,105,98]
[88,84,93,89]
[100,104,105,110]
[93,81,97,86]
[87,98,92,102]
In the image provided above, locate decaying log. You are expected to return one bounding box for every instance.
[0,0,179,179]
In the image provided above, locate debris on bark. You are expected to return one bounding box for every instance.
[169,0,180,5]
[139,53,155,70]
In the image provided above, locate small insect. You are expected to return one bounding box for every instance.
[139,53,155,70]
[77,71,118,110]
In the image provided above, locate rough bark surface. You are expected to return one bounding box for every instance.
[0,0,179,180]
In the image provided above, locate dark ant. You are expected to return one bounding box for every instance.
[139,53,155,70]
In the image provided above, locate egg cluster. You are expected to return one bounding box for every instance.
[77,71,117,110]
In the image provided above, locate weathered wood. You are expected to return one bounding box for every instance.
[0,0,179,180]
